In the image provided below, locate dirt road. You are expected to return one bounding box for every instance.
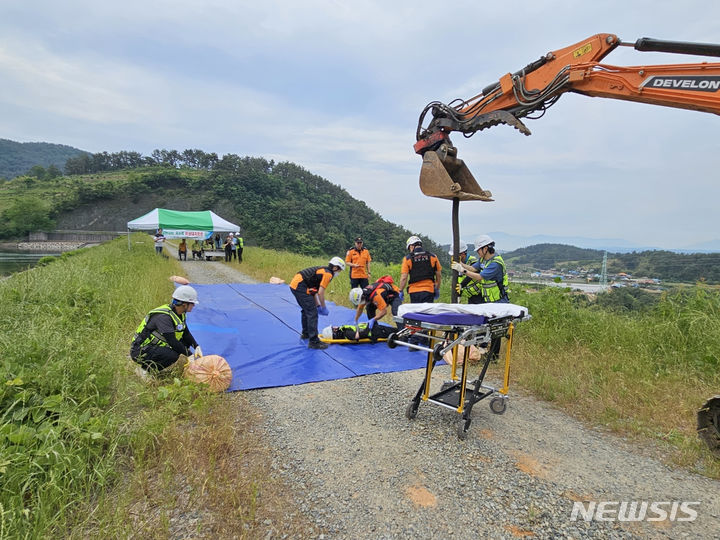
[181,260,720,539]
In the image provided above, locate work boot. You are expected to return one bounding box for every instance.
[134,365,150,381]
[308,340,328,350]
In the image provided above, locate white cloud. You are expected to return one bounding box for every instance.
[0,1,719,249]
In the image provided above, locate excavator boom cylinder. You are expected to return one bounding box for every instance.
[633,37,720,57]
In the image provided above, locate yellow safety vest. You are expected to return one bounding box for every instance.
[131,304,186,349]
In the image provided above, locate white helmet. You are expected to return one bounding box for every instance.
[406,235,422,249]
[172,285,199,304]
[349,287,364,306]
[474,234,494,250]
[448,243,468,256]
[320,325,334,339]
[329,256,346,271]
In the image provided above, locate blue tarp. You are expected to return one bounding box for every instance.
[187,283,427,391]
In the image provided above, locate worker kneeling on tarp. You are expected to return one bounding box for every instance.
[130,285,201,373]
[349,276,403,342]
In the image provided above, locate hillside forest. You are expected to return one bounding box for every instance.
[0,147,442,265]
[0,138,87,180]
[1,144,720,283]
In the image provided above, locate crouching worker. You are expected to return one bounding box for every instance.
[290,257,345,350]
[349,276,403,342]
[130,285,200,375]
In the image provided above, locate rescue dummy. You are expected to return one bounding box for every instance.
[320,322,395,343]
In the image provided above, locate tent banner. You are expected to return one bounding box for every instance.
[162,229,213,239]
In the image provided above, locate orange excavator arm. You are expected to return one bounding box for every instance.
[415,34,720,203]
[418,33,720,304]
[415,33,720,160]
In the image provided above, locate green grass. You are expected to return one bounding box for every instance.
[230,248,720,475]
[507,285,720,476]
[0,234,223,537]
[2,239,718,537]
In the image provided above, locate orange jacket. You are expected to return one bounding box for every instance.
[345,247,372,279]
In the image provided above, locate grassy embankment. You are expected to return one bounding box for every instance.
[0,235,304,538]
[233,246,720,476]
[508,286,720,476]
[2,239,718,536]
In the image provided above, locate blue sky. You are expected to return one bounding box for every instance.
[1,1,718,250]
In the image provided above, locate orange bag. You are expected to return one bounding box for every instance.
[443,344,484,365]
[184,354,232,392]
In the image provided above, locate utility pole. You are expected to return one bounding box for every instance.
[600,251,608,290]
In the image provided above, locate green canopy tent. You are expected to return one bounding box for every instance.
[126,208,240,248]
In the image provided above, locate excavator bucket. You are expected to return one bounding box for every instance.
[419,149,493,201]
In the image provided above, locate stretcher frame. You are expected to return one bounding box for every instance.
[388,310,528,439]
[319,337,388,344]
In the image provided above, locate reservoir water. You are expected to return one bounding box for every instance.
[0,252,56,277]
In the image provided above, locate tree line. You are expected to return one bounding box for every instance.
[5,144,718,282]
[1,152,447,265]
[63,149,221,175]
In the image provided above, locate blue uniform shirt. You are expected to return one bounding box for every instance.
[471,259,509,303]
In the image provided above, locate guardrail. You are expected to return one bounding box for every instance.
[29,230,126,243]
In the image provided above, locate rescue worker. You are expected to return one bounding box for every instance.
[397,236,442,348]
[236,235,244,262]
[289,257,346,350]
[130,285,200,375]
[191,239,203,260]
[451,234,509,360]
[177,238,188,261]
[224,233,234,262]
[153,228,166,255]
[449,243,479,301]
[345,236,372,289]
[452,235,508,304]
[397,236,442,304]
[349,277,403,342]
[448,242,478,267]
[231,233,239,260]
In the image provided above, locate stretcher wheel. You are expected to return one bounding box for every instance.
[490,397,507,415]
[405,400,419,419]
[457,418,471,440]
[387,333,398,349]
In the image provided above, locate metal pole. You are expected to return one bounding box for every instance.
[451,197,460,303]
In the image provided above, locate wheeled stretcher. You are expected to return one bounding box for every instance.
[387,303,530,439]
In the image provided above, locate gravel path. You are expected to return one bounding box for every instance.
[180,260,720,540]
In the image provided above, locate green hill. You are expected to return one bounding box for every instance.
[503,243,602,268]
[0,149,446,264]
[3,143,718,282]
[502,243,720,284]
[0,139,88,180]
